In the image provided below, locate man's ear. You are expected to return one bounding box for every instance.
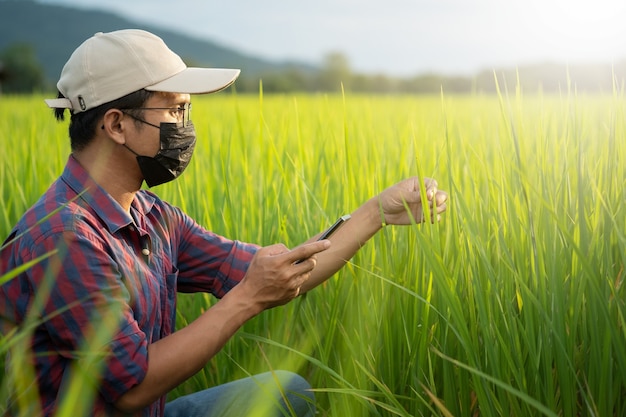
[100,109,128,145]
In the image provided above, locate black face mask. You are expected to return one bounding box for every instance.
[124,120,197,187]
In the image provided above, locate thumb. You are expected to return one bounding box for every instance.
[402,190,423,205]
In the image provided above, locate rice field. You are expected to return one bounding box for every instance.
[1,85,625,416]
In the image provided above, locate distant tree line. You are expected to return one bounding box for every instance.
[1,43,624,95]
[236,52,626,95]
[0,43,49,93]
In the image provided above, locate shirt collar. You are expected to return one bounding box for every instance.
[60,155,156,234]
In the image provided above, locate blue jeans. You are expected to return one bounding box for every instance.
[164,371,316,417]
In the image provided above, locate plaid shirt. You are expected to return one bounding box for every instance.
[0,155,259,416]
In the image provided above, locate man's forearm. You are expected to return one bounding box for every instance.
[302,197,382,292]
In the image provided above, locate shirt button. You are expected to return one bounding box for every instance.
[129,225,135,232]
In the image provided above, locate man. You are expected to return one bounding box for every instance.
[0,29,448,416]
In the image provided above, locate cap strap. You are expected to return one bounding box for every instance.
[44,98,73,109]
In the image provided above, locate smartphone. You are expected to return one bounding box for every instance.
[295,214,351,264]
[316,214,351,241]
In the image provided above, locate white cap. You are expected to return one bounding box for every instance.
[44,29,240,113]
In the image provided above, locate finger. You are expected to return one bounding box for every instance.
[424,178,438,200]
[293,266,313,287]
[290,240,331,265]
[403,190,423,206]
[435,190,448,205]
[425,192,447,208]
[428,203,447,222]
[294,254,317,267]
[426,199,447,214]
[423,177,438,188]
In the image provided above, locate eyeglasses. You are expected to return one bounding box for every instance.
[121,103,192,126]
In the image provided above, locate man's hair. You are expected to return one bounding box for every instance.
[54,89,154,151]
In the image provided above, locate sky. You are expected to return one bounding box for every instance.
[40,0,626,76]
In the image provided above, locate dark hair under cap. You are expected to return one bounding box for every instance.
[55,89,154,152]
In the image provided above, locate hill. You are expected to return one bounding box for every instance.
[0,0,318,86]
[1,0,625,94]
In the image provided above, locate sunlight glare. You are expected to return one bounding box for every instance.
[530,0,625,42]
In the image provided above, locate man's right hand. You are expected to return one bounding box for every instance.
[237,240,331,310]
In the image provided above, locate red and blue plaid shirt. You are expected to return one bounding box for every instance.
[0,155,259,416]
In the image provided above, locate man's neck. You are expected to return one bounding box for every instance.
[73,144,142,212]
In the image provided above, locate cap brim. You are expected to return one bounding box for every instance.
[145,68,240,94]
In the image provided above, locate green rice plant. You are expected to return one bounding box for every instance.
[0,86,624,416]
